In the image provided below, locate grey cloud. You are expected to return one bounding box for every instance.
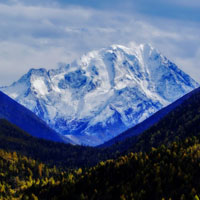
[0,2,199,86]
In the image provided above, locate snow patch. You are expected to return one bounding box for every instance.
[32,79,48,96]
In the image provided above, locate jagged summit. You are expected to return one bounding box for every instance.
[1,43,199,146]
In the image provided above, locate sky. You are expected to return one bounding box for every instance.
[0,0,200,86]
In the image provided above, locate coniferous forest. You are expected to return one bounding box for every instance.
[1,87,200,199]
[1,137,200,199]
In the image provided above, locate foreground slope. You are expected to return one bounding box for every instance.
[0,148,66,200]
[33,137,200,200]
[0,91,71,144]
[0,119,104,168]
[2,136,200,199]
[1,44,198,145]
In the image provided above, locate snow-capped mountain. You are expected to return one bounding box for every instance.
[1,44,199,146]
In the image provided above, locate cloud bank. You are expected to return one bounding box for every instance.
[0,0,199,86]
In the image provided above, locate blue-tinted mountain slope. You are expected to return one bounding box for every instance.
[0,91,71,143]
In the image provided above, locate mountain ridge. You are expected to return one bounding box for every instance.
[100,87,200,147]
[0,91,71,144]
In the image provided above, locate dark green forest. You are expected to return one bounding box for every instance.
[28,137,200,200]
[0,119,108,169]
[1,88,200,199]
[0,149,67,200]
[2,136,200,199]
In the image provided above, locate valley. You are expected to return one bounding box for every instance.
[1,81,200,199]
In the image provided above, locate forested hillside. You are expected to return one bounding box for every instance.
[0,149,67,200]
[34,137,200,200]
[0,119,106,169]
[1,87,200,199]
[2,136,200,200]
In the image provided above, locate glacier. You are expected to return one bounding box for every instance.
[1,43,199,146]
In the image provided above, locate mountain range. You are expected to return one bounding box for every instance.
[1,43,199,146]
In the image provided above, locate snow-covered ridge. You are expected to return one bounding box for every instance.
[1,43,199,146]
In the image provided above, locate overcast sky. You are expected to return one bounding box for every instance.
[0,0,200,86]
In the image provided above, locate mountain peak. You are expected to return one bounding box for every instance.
[140,43,154,50]
[27,68,47,76]
[1,43,199,146]
[106,43,156,55]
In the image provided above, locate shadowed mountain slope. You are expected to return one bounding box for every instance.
[0,91,71,144]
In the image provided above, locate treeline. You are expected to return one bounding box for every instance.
[0,119,110,169]
[2,136,200,200]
